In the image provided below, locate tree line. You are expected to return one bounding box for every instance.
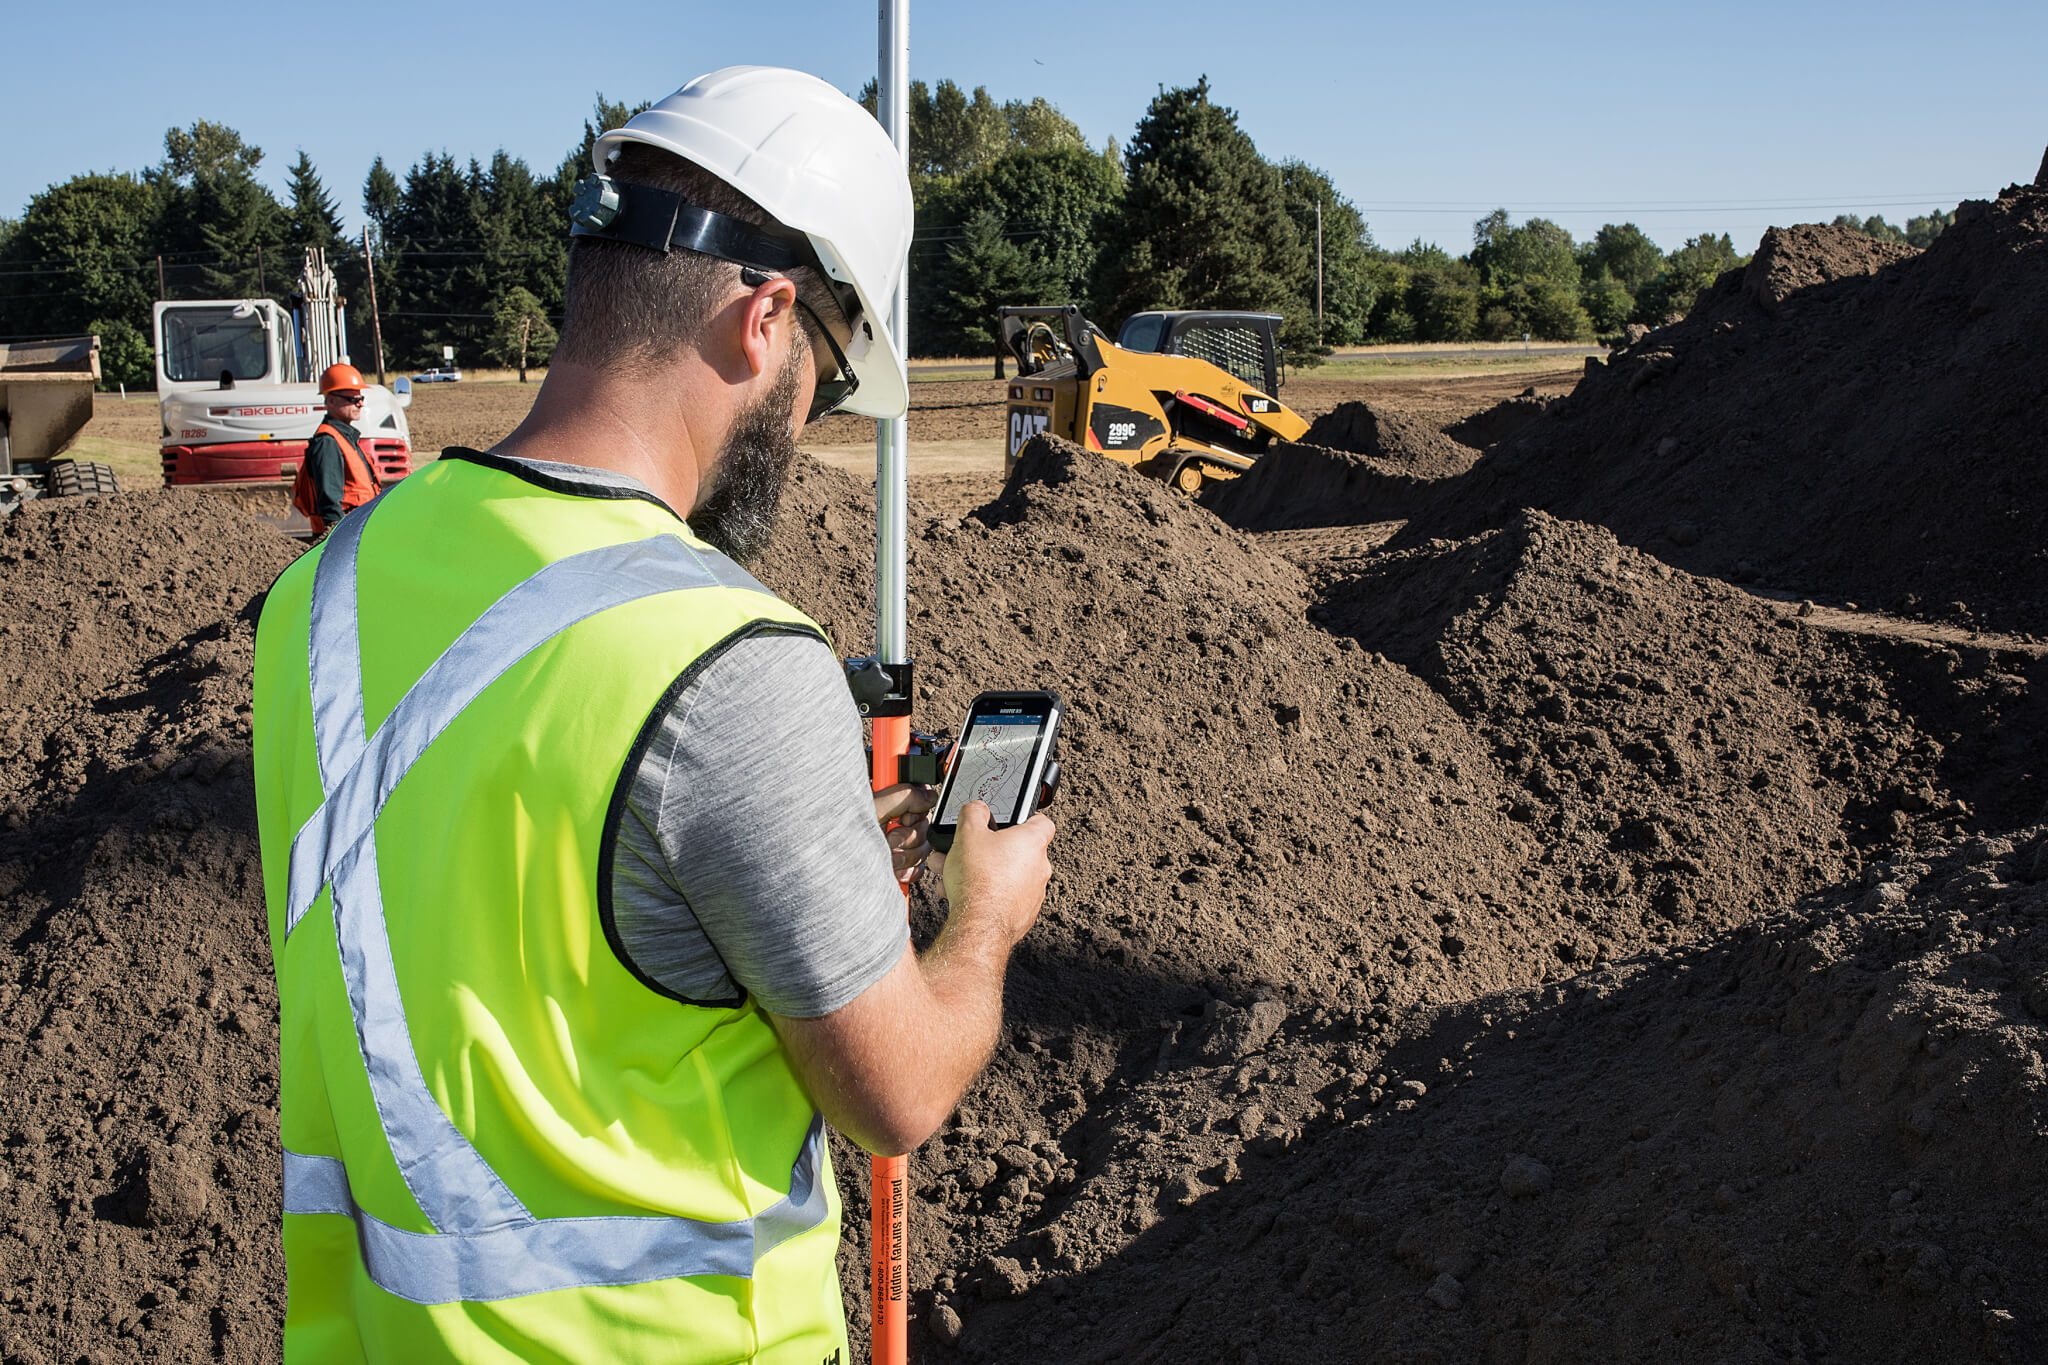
[0,79,1960,388]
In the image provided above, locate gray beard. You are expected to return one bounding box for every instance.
[690,343,806,565]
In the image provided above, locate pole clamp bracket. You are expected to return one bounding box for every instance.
[843,657,914,719]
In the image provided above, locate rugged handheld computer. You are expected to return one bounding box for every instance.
[929,691,1062,853]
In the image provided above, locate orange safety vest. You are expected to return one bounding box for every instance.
[292,421,381,535]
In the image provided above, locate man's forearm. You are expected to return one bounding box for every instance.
[769,901,1022,1157]
[770,806,1054,1157]
[907,901,1017,1092]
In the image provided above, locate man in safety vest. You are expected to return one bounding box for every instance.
[292,362,381,536]
[253,67,1056,1362]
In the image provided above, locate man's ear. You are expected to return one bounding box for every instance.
[737,274,800,380]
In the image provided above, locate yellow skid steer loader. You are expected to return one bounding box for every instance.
[999,305,1310,493]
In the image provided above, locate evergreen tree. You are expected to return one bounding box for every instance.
[914,145,1123,341]
[283,150,346,253]
[553,95,652,199]
[363,156,400,250]
[481,150,564,313]
[1094,78,1308,337]
[151,120,286,299]
[385,151,486,364]
[922,209,1060,356]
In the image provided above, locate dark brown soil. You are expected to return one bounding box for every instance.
[0,492,297,1364]
[3,265,2046,1365]
[1392,186,2048,638]
[1444,393,1551,450]
[1203,404,1479,531]
[753,439,2048,1362]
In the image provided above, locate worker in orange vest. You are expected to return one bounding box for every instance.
[293,363,382,536]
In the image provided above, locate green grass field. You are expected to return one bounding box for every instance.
[1304,351,1600,381]
[62,434,161,488]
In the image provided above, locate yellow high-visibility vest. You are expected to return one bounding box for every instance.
[254,454,847,1363]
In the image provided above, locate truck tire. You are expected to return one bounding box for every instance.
[46,459,121,498]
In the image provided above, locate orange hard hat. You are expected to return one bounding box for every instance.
[319,363,366,394]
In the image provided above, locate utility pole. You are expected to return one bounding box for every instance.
[257,244,266,298]
[1315,197,1324,345]
[361,226,388,385]
[871,6,911,1365]
[518,313,532,383]
[156,255,166,301]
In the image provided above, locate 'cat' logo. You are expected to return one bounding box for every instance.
[1106,422,1137,446]
[1247,398,1271,413]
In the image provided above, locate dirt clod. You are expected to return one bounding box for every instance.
[1499,1153,1553,1198]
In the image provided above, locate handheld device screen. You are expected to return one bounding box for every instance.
[938,707,1049,827]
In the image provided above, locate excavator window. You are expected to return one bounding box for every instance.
[160,306,269,384]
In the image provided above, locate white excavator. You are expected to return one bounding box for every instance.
[155,248,416,493]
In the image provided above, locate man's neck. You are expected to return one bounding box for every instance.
[492,357,718,515]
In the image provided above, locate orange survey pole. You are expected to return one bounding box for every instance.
[871,4,912,1360]
[868,716,911,1364]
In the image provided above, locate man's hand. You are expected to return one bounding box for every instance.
[872,782,935,884]
[767,798,1056,1155]
[942,800,1054,947]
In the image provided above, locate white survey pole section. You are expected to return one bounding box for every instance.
[875,0,911,665]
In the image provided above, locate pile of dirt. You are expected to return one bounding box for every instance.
[1400,184,2048,636]
[4,425,2046,1364]
[958,826,2048,1363]
[0,491,298,1364]
[752,439,2048,1359]
[1203,403,1479,531]
[1444,392,1552,450]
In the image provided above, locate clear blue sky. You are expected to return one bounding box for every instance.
[6,0,2043,256]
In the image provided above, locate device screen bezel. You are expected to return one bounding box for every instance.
[932,690,1062,837]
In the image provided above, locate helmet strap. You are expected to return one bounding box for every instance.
[570,176,862,337]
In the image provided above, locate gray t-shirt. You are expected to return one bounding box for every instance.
[607,629,911,1016]
[461,450,909,1018]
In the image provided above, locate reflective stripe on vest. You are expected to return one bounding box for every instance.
[278,490,830,1305]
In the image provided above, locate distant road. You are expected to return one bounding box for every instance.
[1326,343,1604,363]
[907,343,1603,381]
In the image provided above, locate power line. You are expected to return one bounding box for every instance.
[1355,198,1969,216]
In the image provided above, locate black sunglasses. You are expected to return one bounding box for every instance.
[741,267,859,423]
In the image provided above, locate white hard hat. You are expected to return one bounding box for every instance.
[594,66,912,420]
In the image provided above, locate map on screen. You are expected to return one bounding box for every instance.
[939,714,1043,825]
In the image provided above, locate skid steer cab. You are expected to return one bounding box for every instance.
[998,305,1309,494]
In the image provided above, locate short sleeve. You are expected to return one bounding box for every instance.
[605,630,910,1018]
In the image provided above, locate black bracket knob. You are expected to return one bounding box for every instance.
[843,656,914,719]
